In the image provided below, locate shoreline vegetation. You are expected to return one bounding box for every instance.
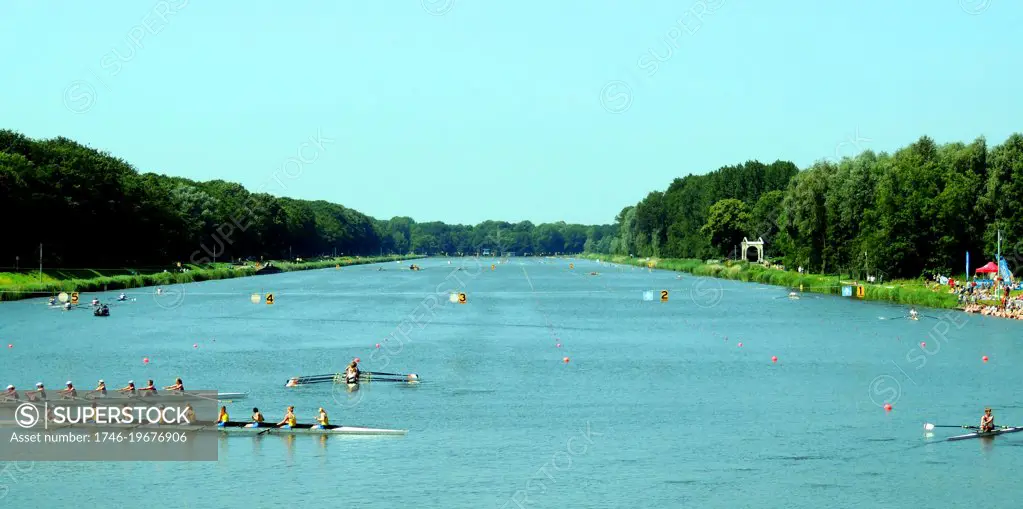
[0,255,421,302]
[577,254,968,310]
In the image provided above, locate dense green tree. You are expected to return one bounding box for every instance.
[702,199,752,256]
[591,133,1023,279]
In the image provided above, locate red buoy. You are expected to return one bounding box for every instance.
[375,343,381,349]
[771,356,778,363]
[884,403,892,411]
[982,355,989,363]
[563,357,570,363]
[142,357,150,364]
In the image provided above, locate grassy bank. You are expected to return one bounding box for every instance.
[0,255,422,302]
[576,254,962,309]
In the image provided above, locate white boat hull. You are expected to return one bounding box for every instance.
[41,421,407,436]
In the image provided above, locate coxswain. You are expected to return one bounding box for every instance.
[250,407,265,427]
[344,361,360,384]
[27,383,46,402]
[118,380,136,394]
[217,406,229,426]
[94,380,107,397]
[2,385,18,402]
[981,408,995,432]
[277,406,297,428]
[164,378,184,392]
[313,407,330,429]
[59,381,77,399]
[285,377,300,388]
[139,379,157,396]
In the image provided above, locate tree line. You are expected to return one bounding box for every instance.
[594,133,1023,279]
[0,130,613,269]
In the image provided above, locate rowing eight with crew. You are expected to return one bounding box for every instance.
[0,378,245,403]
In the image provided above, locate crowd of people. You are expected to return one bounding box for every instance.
[931,273,1023,318]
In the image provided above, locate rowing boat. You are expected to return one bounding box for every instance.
[0,391,247,408]
[947,426,1023,441]
[43,420,408,436]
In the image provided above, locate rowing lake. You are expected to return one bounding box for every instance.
[1,258,1021,508]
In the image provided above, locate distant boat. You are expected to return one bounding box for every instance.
[255,263,283,275]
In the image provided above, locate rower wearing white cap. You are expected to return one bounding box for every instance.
[94,380,107,397]
[27,383,46,402]
[58,381,77,399]
[118,380,136,394]
[2,385,18,402]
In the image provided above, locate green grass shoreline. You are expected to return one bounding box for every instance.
[0,255,423,302]
[576,254,962,310]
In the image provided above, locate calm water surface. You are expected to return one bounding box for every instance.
[0,257,1020,508]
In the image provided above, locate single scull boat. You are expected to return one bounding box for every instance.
[947,426,1023,441]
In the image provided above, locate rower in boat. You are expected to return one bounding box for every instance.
[139,379,157,396]
[344,361,360,385]
[909,308,919,320]
[3,385,19,402]
[48,297,56,306]
[313,407,329,429]
[183,404,196,424]
[118,380,136,395]
[59,381,77,399]
[285,377,300,388]
[94,380,107,397]
[91,298,100,307]
[217,406,229,426]
[248,407,265,427]
[85,402,98,423]
[117,293,127,301]
[164,378,184,392]
[981,407,995,432]
[63,302,72,311]
[276,406,297,428]
[27,383,46,402]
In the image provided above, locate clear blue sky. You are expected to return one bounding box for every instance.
[1,1,1019,225]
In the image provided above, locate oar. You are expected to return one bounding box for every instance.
[879,315,906,320]
[296,373,337,379]
[924,423,978,431]
[363,372,419,380]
